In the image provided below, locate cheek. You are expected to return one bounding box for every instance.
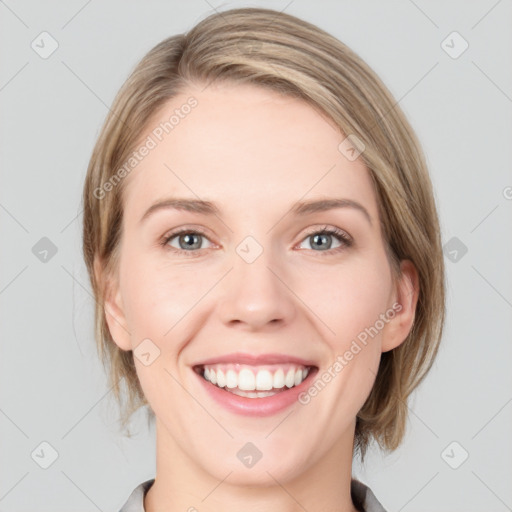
[298,257,393,345]
[120,251,203,339]
[120,241,393,355]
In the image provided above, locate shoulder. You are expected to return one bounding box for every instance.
[351,478,388,512]
[118,478,154,512]
[118,477,387,512]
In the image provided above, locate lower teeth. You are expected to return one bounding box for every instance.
[215,385,289,399]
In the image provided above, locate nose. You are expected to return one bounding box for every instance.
[217,246,297,331]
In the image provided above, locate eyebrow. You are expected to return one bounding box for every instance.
[139,197,373,226]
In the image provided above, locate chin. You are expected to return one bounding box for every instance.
[195,442,313,487]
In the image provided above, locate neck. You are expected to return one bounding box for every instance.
[144,418,359,512]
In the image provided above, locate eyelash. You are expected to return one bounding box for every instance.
[160,225,353,258]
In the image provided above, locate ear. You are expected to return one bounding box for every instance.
[94,255,132,351]
[381,259,419,353]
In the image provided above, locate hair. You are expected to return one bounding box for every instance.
[82,7,445,462]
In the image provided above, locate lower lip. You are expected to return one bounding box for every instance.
[194,368,318,417]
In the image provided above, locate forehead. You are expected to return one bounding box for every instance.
[121,82,378,224]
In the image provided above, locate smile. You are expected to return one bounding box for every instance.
[198,363,311,398]
[192,354,319,416]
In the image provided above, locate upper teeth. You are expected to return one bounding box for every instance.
[203,364,309,391]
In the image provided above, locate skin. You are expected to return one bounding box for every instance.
[99,82,418,512]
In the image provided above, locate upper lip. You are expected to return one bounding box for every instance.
[193,352,317,367]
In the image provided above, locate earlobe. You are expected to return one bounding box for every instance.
[381,259,419,353]
[94,255,132,352]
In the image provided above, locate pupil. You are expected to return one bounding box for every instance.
[182,234,200,249]
[178,233,333,251]
[313,234,331,250]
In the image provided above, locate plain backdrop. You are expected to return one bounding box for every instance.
[1,1,511,511]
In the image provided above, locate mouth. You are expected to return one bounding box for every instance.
[192,354,318,416]
[194,363,315,398]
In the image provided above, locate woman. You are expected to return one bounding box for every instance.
[82,7,445,512]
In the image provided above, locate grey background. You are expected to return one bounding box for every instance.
[1,0,511,510]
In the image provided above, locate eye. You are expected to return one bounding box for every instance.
[297,225,353,255]
[161,225,353,257]
[162,228,213,256]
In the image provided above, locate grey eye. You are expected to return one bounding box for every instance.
[299,232,343,251]
[167,232,212,251]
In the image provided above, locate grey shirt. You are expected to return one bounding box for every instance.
[119,478,387,512]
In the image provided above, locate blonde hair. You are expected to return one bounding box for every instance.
[82,7,445,462]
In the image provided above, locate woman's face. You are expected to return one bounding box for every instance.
[103,82,417,485]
